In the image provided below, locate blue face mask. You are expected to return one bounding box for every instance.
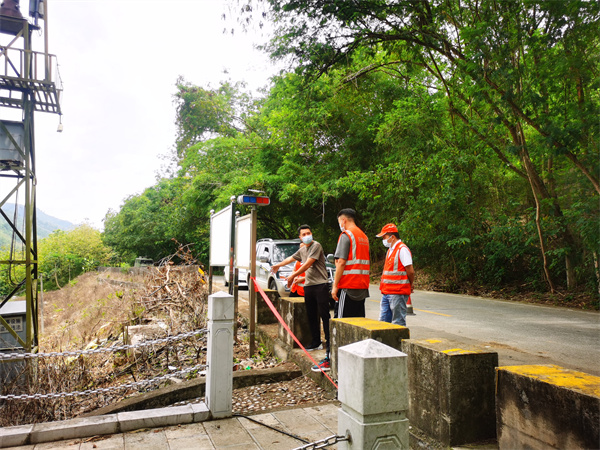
[302,235,313,245]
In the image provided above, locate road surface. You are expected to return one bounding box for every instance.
[216,277,600,376]
[368,289,600,376]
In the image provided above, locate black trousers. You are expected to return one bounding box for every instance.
[303,283,331,353]
[337,289,366,318]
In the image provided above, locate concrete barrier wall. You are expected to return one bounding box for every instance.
[496,364,600,449]
[277,297,312,348]
[256,289,279,324]
[403,338,498,446]
[330,318,410,380]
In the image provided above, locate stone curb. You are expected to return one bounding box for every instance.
[0,403,210,448]
[0,367,302,448]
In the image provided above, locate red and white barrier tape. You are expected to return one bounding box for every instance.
[251,277,338,390]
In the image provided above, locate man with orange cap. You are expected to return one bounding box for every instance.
[376,223,414,326]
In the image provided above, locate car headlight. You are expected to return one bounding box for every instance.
[278,271,291,280]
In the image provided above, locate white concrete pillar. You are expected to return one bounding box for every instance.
[206,291,234,419]
[337,339,409,449]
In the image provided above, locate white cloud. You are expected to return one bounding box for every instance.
[19,0,279,229]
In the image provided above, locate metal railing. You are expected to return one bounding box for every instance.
[0,45,59,85]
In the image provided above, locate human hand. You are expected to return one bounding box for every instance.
[331,286,339,301]
[286,275,296,288]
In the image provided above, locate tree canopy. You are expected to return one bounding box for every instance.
[102,1,599,304]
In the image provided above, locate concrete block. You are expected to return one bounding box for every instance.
[278,296,312,348]
[208,291,235,321]
[257,289,279,324]
[30,415,118,444]
[496,364,600,450]
[191,402,211,422]
[206,291,234,419]
[403,338,498,446]
[0,424,32,448]
[330,317,410,379]
[125,324,166,357]
[337,339,409,450]
[338,408,409,450]
[338,339,408,417]
[117,405,194,432]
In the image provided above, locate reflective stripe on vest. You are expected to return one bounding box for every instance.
[380,242,411,295]
[339,226,370,289]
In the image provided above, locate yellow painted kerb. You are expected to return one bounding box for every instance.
[442,348,478,355]
[498,364,600,398]
[332,317,407,331]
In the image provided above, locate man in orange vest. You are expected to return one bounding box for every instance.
[331,208,370,318]
[290,259,305,297]
[311,209,370,373]
[376,223,414,326]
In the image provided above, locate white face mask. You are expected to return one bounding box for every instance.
[383,238,391,248]
[339,221,345,232]
[301,235,313,245]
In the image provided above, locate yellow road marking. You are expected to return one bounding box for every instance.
[367,299,452,317]
[414,308,452,317]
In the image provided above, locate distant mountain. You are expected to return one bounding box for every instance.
[0,204,75,249]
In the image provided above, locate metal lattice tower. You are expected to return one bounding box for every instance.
[0,0,61,353]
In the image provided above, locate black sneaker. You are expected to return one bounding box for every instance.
[311,357,330,372]
[305,342,323,351]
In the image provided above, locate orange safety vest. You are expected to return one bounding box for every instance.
[380,241,412,295]
[338,225,370,290]
[290,260,305,296]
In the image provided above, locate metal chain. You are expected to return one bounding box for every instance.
[291,432,350,450]
[0,328,208,361]
[0,364,207,400]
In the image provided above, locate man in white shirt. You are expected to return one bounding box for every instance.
[376,223,415,326]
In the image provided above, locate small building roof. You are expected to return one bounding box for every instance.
[0,300,26,316]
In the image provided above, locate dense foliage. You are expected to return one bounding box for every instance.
[0,224,112,294]
[38,225,112,290]
[103,1,599,302]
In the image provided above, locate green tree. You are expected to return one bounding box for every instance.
[257,0,599,291]
[38,224,111,290]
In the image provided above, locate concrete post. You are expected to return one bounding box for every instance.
[206,291,234,419]
[337,339,409,449]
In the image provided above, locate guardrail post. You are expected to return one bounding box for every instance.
[206,291,234,419]
[337,339,409,449]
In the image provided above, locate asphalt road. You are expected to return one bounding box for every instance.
[217,277,600,376]
[367,289,600,376]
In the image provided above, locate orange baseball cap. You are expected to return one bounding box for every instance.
[376,223,398,237]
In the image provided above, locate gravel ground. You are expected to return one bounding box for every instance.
[231,374,338,415]
[172,373,338,414]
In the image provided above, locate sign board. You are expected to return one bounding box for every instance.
[235,213,252,270]
[209,205,232,267]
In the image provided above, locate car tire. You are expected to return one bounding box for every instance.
[268,279,277,291]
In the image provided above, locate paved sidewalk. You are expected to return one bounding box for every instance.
[4,403,340,450]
